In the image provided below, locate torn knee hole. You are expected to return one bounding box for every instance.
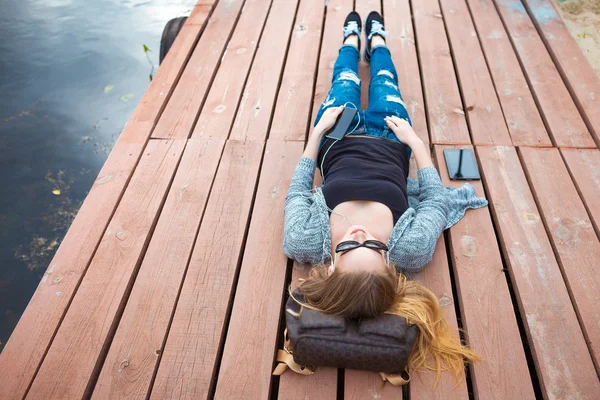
[337,70,360,85]
[386,95,406,107]
[377,70,394,79]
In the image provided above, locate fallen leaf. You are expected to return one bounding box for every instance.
[119,93,134,102]
[104,84,114,94]
[52,189,61,196]
[143,44,151,53]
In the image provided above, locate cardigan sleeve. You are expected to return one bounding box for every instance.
[388,167,448,273]
[282,157,327,265]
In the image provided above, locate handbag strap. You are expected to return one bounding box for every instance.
[272,329,315,376]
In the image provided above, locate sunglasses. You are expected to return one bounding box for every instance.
[335,240,389,254]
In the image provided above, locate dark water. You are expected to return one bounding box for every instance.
[0,0,196,351]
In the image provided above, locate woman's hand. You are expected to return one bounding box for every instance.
[312,106,344,140]
[385,116,422,148]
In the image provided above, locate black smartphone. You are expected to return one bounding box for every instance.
[444,149,481,180]
[325,107,358,140]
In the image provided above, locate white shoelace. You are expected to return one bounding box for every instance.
[342,21,360,38]
[368,20,388,40]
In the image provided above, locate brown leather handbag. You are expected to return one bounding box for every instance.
[273,290,418,385]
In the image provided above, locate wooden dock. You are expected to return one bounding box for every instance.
[1,0,599,398]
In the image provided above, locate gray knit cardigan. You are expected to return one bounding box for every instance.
[283,157,488,274]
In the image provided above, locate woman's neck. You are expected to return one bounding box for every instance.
[329,200,395,255]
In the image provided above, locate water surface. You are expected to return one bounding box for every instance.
[0,0,197,351]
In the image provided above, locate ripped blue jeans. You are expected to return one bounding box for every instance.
[314,45,412,155]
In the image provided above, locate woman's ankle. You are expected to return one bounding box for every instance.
[370,34,386,50]
[344,34,359,48]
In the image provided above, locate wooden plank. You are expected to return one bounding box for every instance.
[560,148,600,237]
[433,145,534,398]
[310,0,352,125]
[412,0,471,144]
[356,0,381,110]
[230,0,300,141]
[465,0,550,147]
[133,1,216,122]
[521,0,600,146]
[493,0,594,148]
[191,0,274,140]
[269,0,326,141]
[476,145,600,398]
[151,0,245,139]
[383,0,429,144]
[0,120,152,399]
[91,138,225,399]
[519,147,600,371]
[25,139,187,399]
[440,0,512,146]
[410,238,468,400]
[149,140,265,399]
[187,0,216,26]
[214,140,304,399]
[277,262,338,400]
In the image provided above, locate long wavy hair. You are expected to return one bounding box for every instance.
[290,263,480,387]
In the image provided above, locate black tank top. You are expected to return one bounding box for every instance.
[317,137,410,224]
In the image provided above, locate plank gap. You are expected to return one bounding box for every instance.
[487,0,557,148]
[519,0,600,149]
[436,0,476,146]
[473,146,545,399]
[83,140,189,398]
[442,231,474,400]
[183,0,250,141]
[517,147,600,375]
[408,0,432,143]
[264,0,303,140]
[205,141,268,397]
[303,0,329,143]
[144,140,229,398]
[271,258,294,400]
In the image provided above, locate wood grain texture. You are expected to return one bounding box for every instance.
[26,139,187,400]
[91,139,225,399]
[345,369,402,399]
[356,0,381,110]
[230,0,300,141]
[149,140,264,399]
[519,147,600,371]
[433,145,534,399]
[269,0,325,141]
[277,262,338,399]
[410,237,468,400]
[133,1,215,123]
[440,0,512,146]
[465,0,551,147]
[493,0,594,148]
[383,0,429,144]
[187,0,216,25]
[560,148,600,237]
[152,0,245,139]
[0,120,152,400]
[214,140,304,399]
[191,0,273,140]
[412,0,471,144]
[521,0,600,146]
[310,0,352,125]
[476,145,600,399]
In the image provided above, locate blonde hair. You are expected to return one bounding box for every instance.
[290,263,480,387]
